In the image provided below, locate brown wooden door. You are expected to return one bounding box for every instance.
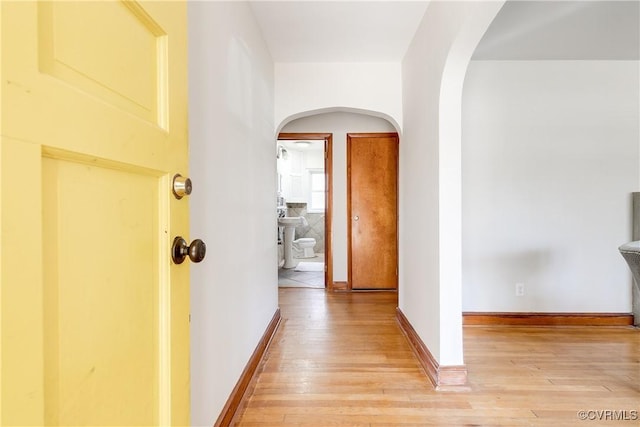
[347,133,398,290]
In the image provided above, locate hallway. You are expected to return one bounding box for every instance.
[234,289,639,426]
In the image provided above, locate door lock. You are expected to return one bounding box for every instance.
[172,174,192,199]
[172,236,206,264]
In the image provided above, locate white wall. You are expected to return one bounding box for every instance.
[462,60,639,313]
[281,112,396,282]
[275,63,403,132]
[401,1,504,366]
[306,148,325,170]
[277,144,324,206]
[188,2,278,425]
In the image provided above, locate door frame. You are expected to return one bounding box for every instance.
[277,132,334,290]
[347,132,399,291]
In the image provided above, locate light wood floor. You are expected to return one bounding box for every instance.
[234,289,640,426]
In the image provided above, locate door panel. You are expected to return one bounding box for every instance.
[348,133,399,290]
[42,158,159,426]
[38,1,167,125]
[1,1,189,425]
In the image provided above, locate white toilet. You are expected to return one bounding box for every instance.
[293,237,316,258]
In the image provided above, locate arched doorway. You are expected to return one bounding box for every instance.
[275,110,399,291]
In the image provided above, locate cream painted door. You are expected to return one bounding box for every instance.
[1,1,190,425]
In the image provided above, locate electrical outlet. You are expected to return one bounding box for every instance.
[515,283,525,297]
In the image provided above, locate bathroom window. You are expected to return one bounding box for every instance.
[309,170,325,212]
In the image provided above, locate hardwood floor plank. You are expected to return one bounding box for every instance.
[233,289,640,426]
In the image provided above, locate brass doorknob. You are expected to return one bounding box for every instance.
[172,236,206,264]
[172,174,192,199]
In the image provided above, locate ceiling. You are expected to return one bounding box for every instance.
[279,140,324,152]
[249,1,639,63]
[473,1,640,60]
[249,1,429,62]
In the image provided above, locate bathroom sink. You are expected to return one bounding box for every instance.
[278,216,308,269]
[278,216,306,227]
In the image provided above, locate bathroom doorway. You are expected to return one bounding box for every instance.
[277,133,333,288]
